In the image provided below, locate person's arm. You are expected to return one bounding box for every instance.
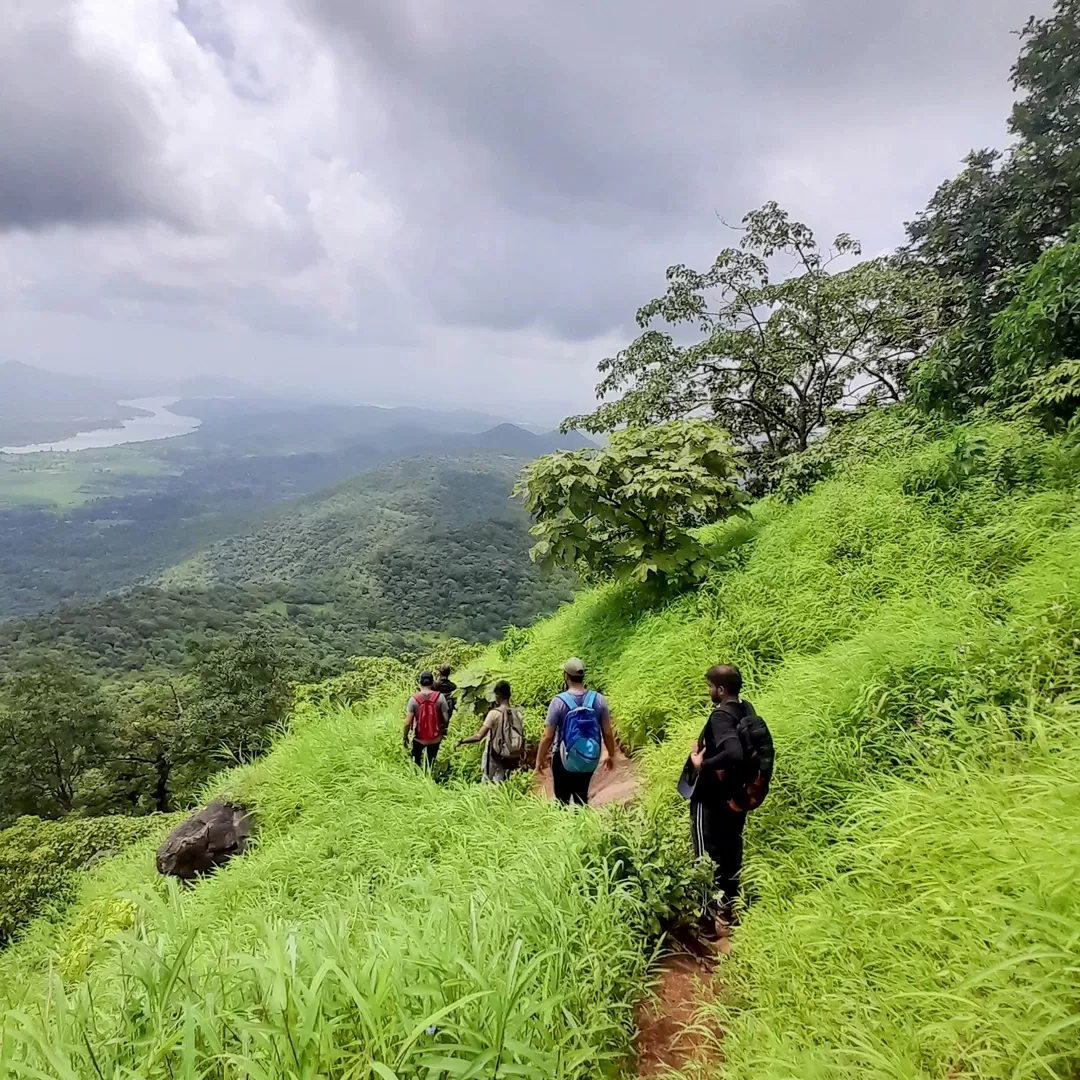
[457,711,496,747]
[403,699,416,748]
[598,695,616,771]
[536,698,561,773]
[535,725,555,773]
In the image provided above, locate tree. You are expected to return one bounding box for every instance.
[187,629,292,762]
[106,676,204,814]
[991,232,1080,429]
[906,1,1080,414]
[0,658,113,821]
[1010,0,1080,254]
[515,421,747,586]
[566,203,943,468]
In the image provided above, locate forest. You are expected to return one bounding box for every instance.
[2,3,1080,1077]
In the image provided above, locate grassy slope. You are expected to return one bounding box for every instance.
[3,415,1080,1079]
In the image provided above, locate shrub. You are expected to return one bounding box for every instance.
[0,814,166,946]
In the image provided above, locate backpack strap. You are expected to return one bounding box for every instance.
[558,691,578,710]
[583,690,598,710]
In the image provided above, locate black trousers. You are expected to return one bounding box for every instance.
[411,740,440,768]
[552,752,593,806]
[690,799,746,918]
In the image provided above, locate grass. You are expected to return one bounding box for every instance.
[0,447,173,509]
[3,415,1080,1078]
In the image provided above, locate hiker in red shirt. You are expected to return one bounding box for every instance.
[403,672,450,770]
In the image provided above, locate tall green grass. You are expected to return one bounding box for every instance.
[3,415,1080,1079]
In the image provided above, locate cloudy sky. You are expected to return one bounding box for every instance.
[0,0,1050,423]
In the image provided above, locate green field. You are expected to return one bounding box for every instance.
[0,447,174,510]
[3,415,1079,1078]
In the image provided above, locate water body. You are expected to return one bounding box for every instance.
[0,397,202,455]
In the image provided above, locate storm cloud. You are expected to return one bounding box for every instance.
[0,0,1052,417]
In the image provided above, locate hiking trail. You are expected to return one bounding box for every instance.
[532,748,642,806]
[634,949,723,1077]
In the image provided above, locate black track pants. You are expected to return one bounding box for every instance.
[552,752,593,806]
[690,799,746,915]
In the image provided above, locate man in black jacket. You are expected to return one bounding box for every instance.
[689,664,751,937]
[434,665,457,737]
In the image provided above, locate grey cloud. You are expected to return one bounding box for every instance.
[298,0,1044,342]
[0,3,181,232]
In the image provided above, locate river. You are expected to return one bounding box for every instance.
[0,397,202,455]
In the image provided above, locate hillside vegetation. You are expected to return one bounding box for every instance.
[0,457,573,676]
[3,413,1079,1078]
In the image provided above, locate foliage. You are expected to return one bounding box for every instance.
[0,702,674,1079]
[906,1,1080,414]
[0,458,573,677]
[566,202,944,464]
[517,421,747,586]
[5,414,1080,1079]
[0,814,166,947]
[991,232,1080,423]
[0,658,114,822]
[294,655,414,710]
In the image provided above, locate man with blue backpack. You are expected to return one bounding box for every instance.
[535,657,616,806]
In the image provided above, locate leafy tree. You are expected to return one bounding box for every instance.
[0,658,113,821]
[566,203,943,467]
[186,629,292,762]
[992,233,1080,429]
[906,0,1080,413]
[106,677,206,814]
[516,421,746,586]
[1009,0,1080,254]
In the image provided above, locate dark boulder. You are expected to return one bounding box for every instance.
[156,801,254,881]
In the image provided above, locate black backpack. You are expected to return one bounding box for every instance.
[734,702,774,810]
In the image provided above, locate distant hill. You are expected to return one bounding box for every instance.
[0,454,575,675]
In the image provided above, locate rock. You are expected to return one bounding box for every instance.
[156,801,254,881]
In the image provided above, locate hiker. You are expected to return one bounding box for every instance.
[536,657,616,806]
[455,679,525,783]
[403,672,450,769]
[434,664,457,737]
[682,664,774,939]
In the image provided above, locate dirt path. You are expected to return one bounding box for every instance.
[635,950,722,1077]
[532,748,641,806]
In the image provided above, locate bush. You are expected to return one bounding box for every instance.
[0,814,167,946]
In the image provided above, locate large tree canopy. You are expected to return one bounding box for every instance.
[565,203,942,466]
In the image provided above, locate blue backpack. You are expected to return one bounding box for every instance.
[557,690,602,773]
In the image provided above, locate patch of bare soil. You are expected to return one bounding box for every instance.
[634,951,722,1078]
[532,748,641,807]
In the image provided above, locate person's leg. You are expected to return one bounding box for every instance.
[411,739,424,767]
[552,753,574,804]
[690,800,721,934]
[572,768,592,806]
[426,742,439,768]
[710,804,747,924]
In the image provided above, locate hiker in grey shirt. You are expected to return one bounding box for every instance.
[404,672,451,769]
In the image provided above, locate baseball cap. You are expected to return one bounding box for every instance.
[562,657,585,679]
[419,672,435,686]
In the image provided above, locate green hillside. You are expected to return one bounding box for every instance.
[3,413,1078,1078]
[0,455,574,676]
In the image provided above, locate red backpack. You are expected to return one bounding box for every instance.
[413,692,443,743]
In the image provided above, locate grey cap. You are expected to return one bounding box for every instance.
[562,657,585,679]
